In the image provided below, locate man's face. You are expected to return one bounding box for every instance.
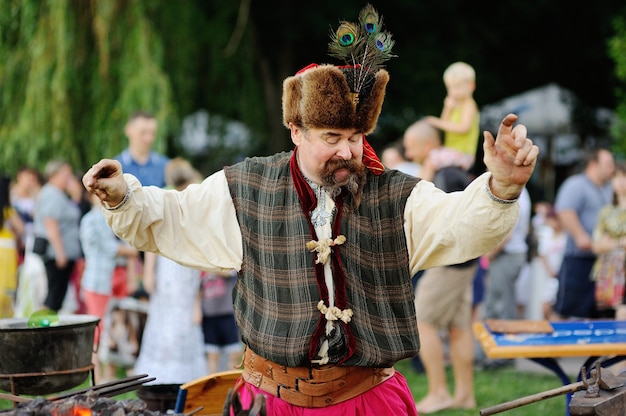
[290,124,365,187]
[597,149,616,184]
[403,133,430,164]
[17,170,38,189]
[56,164,74,190]
[125,117,158,150]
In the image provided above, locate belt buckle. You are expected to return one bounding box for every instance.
[244,368,263,388]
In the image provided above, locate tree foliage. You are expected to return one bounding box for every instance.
[0,0,264,176]
[1,0,175,173]
[609,11,626,159]
[1,0,626,178]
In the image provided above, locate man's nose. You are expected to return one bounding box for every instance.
[336,141,352,160]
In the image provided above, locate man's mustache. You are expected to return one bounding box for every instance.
[326,158,362,173]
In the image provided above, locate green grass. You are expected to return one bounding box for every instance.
[398,358,569,415]
[2,361,570,415]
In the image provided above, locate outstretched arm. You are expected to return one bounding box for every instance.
[483,114,539,200]
[84,160,243,273]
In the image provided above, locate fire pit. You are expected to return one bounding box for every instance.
[2,390,162,416]
[0,314,99,395]
[8,394,153,416]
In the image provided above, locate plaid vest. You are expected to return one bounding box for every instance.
[224,152,419,367]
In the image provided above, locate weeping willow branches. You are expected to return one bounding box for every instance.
[0,0,175,174]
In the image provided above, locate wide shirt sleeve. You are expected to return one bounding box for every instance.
[103,170,519,277]
[102,170,243,273]
[404,172,520,274]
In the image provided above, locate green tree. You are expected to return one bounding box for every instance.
[0,0,177,174]
[0,0,264,176]
[610,11,626,159]
[1,0,625,179]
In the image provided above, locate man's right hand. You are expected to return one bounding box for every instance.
[82,159,127,207]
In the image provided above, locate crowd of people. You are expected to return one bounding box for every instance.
[382,61,624,413]
[1,112,241,393]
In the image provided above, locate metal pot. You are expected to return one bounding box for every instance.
[0,314,99,395]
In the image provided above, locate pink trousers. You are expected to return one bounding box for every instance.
[231,370,418,416]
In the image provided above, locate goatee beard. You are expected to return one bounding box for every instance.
[320,159,367,209]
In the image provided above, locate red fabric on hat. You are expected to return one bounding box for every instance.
[362,136,385,175]
[297,63,319,74]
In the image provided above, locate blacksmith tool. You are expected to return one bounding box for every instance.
[479,362,624,415]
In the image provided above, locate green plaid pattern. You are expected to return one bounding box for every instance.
[225,152,420,367]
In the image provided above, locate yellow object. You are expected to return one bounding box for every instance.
[0,208,18,318]
[444,105,480,156]
[175,369,243,416]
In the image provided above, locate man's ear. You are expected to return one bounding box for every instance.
[289,122,303,147]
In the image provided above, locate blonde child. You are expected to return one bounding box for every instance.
[426,61,480,171]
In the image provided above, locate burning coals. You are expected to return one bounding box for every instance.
[2,391,168,416]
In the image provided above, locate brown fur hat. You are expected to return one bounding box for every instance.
[282,64,389,135]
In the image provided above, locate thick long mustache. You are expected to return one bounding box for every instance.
[321,158,367,208]
[321,159,364,186]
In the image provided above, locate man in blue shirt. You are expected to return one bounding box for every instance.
[113,111,169,302]
[553,148,615,319]
[114,111,169,188]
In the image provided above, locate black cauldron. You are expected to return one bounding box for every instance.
[0,314,99,395]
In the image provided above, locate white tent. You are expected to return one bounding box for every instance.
[481,84,608,200]
[480,83,577,136]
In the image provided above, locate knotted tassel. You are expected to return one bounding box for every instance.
[306,235,347,265]
[317,300,353,324]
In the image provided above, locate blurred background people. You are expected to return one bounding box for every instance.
[535,207,566,319]
[134,158,206,406]
[381,140,420,177]
[114,111,170,188]
[553,148,615,320]
[113,110,170,300]
[10,166,42,259]
[0,174,25,318]
[32,160,82,312]
[201,269,242,374]
[410,141,478,413]
[403,117,472,183]
[590,162,626,319]
[425,61,480,171]
[80,192,139,382]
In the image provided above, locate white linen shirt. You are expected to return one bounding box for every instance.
[102,170,519,277]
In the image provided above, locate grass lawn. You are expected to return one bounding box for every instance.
[398,358,570,415]
[2,360,571,415]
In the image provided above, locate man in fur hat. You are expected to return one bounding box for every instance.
[83,13,538,416]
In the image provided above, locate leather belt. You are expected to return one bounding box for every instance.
[241,347,395,408]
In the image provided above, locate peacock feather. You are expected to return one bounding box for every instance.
[328,4,395,106]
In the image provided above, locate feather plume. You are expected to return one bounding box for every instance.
[327,4,395,106]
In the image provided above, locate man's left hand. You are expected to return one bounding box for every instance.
[483,114,539,200]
